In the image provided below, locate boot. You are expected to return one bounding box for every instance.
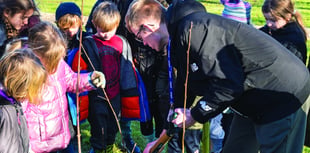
[120,121,141,153]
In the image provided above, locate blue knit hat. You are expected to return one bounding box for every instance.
[55,2,81,21]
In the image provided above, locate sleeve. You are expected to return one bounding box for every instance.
[0,108,6,152]
[0,107,12,152]
[62,59,96,93]
[174,22,244,123]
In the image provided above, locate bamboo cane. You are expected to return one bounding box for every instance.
[76,0,84,153]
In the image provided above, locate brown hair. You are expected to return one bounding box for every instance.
[56,14,82,31]
[0,0,37,18]
[28,21,66,74]
[92,1,121,32]
[262,0,307,40]
[0,48,47,104]
[125,0,166,33]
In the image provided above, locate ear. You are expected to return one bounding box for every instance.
[3,8,11,18]
[91,19,96,27]
[286,13,292,21]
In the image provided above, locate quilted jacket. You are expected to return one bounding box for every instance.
[22,60,95,153]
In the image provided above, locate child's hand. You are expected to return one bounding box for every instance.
[91,71,106,89]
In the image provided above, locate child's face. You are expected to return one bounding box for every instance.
[3,9,34,30]
[60,23,80,40]
[263,13,288,30]
[95,27,117,41]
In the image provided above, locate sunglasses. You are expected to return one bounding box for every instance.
[135,24,154,42]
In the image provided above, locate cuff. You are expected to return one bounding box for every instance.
[88,72,96,88]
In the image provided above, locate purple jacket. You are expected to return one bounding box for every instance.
[22,60,95,153]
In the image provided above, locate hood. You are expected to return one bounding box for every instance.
[166,0,206,38]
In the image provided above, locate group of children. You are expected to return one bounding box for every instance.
[0,0,309,153]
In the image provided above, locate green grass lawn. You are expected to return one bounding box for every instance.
[35,0,310,152]
[36,0,310,57]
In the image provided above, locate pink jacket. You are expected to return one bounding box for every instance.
[22,60,95,153]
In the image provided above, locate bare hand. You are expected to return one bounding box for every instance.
[91,71,106,88]
[172,108,196,128]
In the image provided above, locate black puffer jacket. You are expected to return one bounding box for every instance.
[0,90,29,153]
[167,0,310,124]
[260,22,307,64]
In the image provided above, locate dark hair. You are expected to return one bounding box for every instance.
[0,0,37,19]
[262,0,307,40]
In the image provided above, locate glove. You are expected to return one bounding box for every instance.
[91,71,106,89]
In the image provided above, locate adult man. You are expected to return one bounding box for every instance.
[125,0,310,153]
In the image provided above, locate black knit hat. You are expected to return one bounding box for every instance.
[55,2,81,21]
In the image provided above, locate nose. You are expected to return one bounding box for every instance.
[68,30,75,37]
[266,21,273,27]
[23,18,29,25]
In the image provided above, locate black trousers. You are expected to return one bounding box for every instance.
[88,94,121,150]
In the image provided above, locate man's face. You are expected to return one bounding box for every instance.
[130,19,168,51]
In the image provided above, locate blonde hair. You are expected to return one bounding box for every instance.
[0,48,47,104]
[125,0,166,33]
[56,14,82,31]
[28,21,66,74]
[262,0,307,40]
[92,1,121,32]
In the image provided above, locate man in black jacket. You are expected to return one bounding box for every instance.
[125,0,310,152]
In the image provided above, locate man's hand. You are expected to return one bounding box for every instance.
[91,71,106,88]
[172,108,196,128]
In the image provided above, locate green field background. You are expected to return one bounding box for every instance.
[36,0,309,61]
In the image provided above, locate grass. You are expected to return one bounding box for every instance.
[34,0,310,152]
[80,120,145,152]
[35,0,310,27]
[35,0,310,56]
[35,0,97,16]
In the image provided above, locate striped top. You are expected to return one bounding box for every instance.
[221,0,252,24]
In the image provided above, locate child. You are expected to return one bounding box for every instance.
[260,0,307,64]
[220,0,252,24]
[89,1,139,153]
[23,21,106,153]
[0,0,37,57]
[55,2,100,152]
[260,0,309,147]
[0,48,47,153]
